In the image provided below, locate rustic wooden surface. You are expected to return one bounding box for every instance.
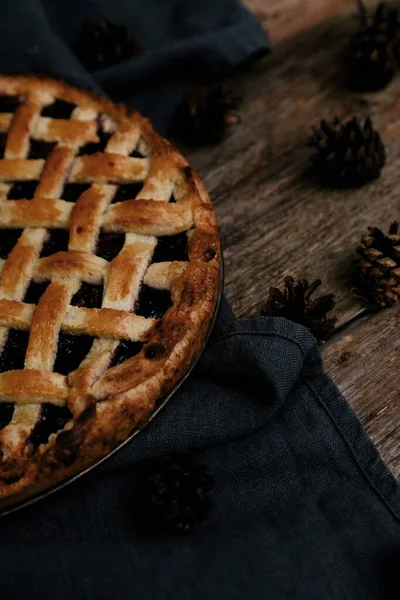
[183,0,400,477]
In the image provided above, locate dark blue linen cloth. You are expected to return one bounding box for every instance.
[1,300,400,599]
[0,0,268,132]
[0,2,399,599]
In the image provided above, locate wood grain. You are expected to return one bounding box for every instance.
[244,0,354,42]
[182,0,400,475]
[324,307,400,478]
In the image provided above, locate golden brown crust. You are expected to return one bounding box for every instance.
[103,199,193,235]
[40,119,98,145]
[35,147,75,198]
[71,153,148,183]
[0,74,220,508]
[0,300,155,341]
[0,158,44,180]
[6,100,41,159]
[0,371,68,404]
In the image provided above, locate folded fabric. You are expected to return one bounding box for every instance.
[1,299,399,600]
[0,0,269,131]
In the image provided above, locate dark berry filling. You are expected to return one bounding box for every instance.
[28,140,57,159]
[54,333,94,376]
[24,282,50,305]
[144,342,165,360]
[130,149,145,158]
[40,229,69,257]
[152,233,188,263]
[41,99,76,119]
[0,132,7,159]
[136,285,172,319]
[112,183,144,204]
[0,95,20,113]
[78,129,111,156]
[0,329,30,372]
[62,183,91,203]
[0,229,22,259]
[0,403,14,430]
[110,340,144,367]
[28,403,72,449]
[8,181,38,200]
[71,283,103,309]
[96,231,125,261]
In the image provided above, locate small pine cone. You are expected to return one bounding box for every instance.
[346,2,400,92]
[70,19,143,71]
[171,84,241,146]
[307,116,386,188]
[261,276,337,342]
[356,221,400,307]
[144,454,214,534]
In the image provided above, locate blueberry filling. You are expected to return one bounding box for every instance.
[136,285,172,319]
[0,95,20,113]
[110,340,144,367]
[40,230,69,258]
[96,231,125,261]
[24,282,50,305]
[54,333,94,376]
[71,282,103,309]
[112,183,144,204]
[41,99,76,119]
[152,233,188,263]
[0,132,7,158]
[203,248,216,262]
[130,149,145,158]
[62,183,91,203]
[28,140,57,159]
[0,403,14,430]
[8,181,38,200]
[78,129,111,156]
[0,329,30,372]
[28,403,72,449]
[0,229,22,259]
[144,342,165,360]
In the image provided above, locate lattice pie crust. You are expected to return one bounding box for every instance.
[0,75,220,508]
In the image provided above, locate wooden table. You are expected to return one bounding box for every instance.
[184,0,400,477]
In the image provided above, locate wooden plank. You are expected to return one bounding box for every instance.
[186,3,400,324]
[181,1,400,475]
[244,0,354,43]
[324,308,400,478]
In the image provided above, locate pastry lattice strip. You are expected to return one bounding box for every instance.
[0,82,191,459]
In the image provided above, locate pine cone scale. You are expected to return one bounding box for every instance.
[144,455,213,534]
[308,116,385,187]
[70,19,143,71]
[171,84,241,146]
[261,277,337,342]
[346,2,400,92]
[356,221,400,307]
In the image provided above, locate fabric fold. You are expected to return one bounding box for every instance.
[0,0,270,132]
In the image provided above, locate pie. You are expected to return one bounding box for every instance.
[0,75,220,509]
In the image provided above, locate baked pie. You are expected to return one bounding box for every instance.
[0,75,220,508]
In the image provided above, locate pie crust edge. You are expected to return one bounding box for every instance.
[0,75,220,509]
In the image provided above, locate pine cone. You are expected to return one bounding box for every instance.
[144,454,214,534]
[261,276,337,342]
[307,116,386,188]
[171,84,241,146]
[356,221,400,307]
[346,2,400,92]
[70,20,143,71]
